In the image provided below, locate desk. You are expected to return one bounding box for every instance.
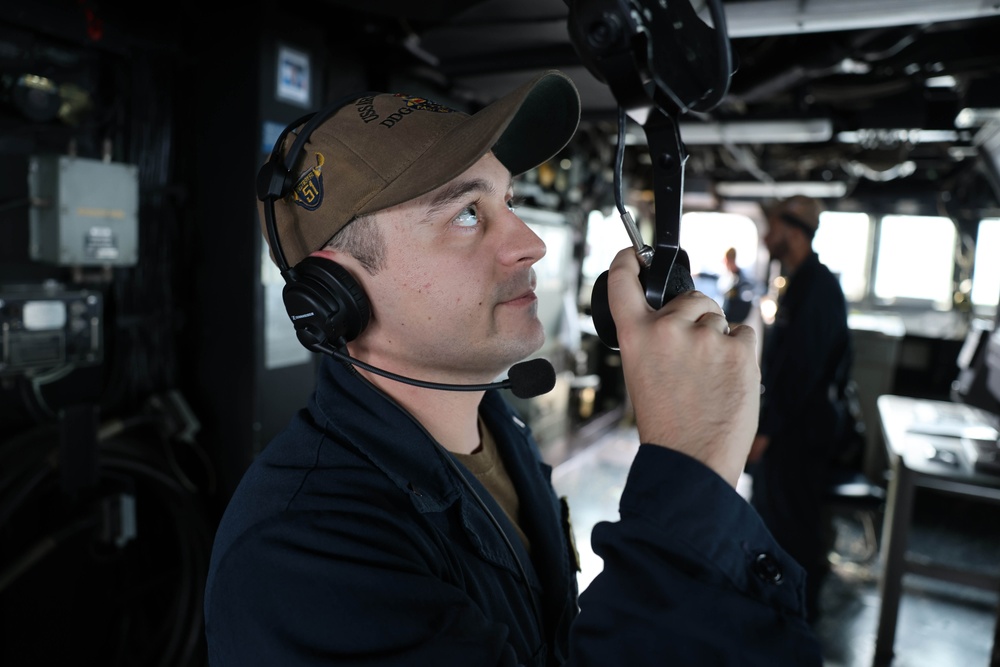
[874,395,1000,666]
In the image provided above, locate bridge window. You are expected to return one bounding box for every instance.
[580,209,760,310]
[972,218,1000,312]
[873,215,957,308]
[680,211,760,306]
[813,211,871,303]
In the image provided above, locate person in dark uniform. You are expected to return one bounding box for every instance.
[204,72,823,665]
[721,246,756,324]
[747,194,853,623]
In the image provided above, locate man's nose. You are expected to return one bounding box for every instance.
[499,210,547,266]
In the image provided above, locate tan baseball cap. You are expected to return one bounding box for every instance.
[260,69,581,268]
[767,194,823,236]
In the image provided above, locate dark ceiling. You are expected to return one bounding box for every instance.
[322,0,1000,214]
[6,0,1000,216]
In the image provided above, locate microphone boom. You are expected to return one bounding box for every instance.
[326,348,556,399]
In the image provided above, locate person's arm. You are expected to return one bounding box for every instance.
[570,446,822,666]
[565,248,822,665]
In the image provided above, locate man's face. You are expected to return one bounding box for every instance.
[346,152,547,382]
[763,214,791,262]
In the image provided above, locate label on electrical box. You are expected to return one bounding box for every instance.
[85,226,120,261]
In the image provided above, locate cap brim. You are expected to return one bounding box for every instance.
[360,70,581,215]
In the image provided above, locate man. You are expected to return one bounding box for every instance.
[721,246,756,324]
[204,70,822,665]
[747,194,853,623]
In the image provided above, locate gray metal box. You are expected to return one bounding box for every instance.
[0,285,103,376]
[28,155,139,266]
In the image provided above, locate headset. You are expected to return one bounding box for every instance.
[255,91,380,354]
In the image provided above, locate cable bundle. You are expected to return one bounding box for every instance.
[0,413,214,666]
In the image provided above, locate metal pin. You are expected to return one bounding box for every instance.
[621,209,654,268]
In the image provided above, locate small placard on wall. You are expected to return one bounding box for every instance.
[276,45,311,107]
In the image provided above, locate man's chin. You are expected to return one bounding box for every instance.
[520,323,546,356]
[495,330,545,369]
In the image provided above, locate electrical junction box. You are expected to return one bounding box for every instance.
[28,155,139,266]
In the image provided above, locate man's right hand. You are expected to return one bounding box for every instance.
[606,248,761,487]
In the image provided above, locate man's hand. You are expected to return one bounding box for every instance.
[606,248,761,487]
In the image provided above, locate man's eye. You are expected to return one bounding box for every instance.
[454,206,479,227]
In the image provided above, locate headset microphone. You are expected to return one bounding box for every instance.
[314,342,556,399]
[504,358,557,398]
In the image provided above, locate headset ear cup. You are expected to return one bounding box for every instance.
[282,257,371,351]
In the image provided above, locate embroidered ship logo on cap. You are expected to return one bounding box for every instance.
[392,94,454,113]
[290,152,325,211]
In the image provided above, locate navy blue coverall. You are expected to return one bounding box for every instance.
[751,250,852,621]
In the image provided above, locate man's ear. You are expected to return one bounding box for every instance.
[310,247,340,262]
[310,247,360,273]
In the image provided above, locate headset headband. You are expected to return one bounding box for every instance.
[256,91,380,276]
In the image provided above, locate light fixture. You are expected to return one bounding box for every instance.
[843,160,916,182]
[956,108,1000,129]
[678,119,833,145]
[714,181,848,199]
[9,74,60,122]
[707,0,1000,38]
[925,75,958,88]
[837,129,961,144]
